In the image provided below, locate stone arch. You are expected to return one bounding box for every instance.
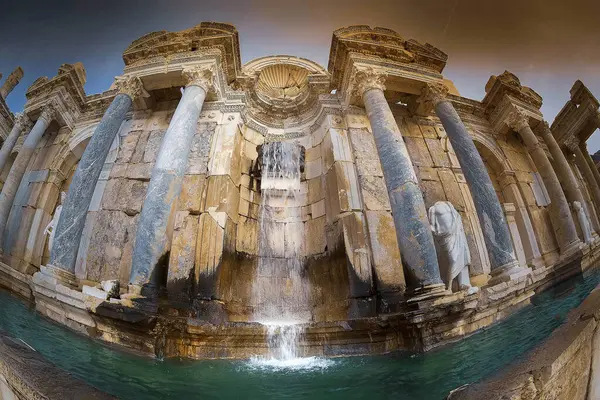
[472,135,543,268]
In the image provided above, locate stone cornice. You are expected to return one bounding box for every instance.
[551,80,600,145]
[483,71,543,122]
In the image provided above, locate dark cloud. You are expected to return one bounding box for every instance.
[2,0,599,149]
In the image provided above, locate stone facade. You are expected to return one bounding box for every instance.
[0,22,600,359]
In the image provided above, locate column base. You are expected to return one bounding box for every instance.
[407,283,448,303]
[528,256,546,270]
[488,260,531,286]
[559,239,583,261]
[119,284,158,314]
[36,264,78,289]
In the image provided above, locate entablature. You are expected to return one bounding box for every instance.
[551,80,600,146]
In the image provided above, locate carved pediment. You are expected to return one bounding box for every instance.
[122,22,241,83]
[482,70,543,120]
[328,25,448,90]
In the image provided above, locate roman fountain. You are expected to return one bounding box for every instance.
[0,22,600,398]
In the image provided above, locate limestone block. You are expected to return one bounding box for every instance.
[23,208,51,267]
[404,136,433,166]
[27,182,44,207]
[306,144,321,162]
[208,123,243,186]
[529,208,559,254]
[348,128,378,162]
[237,216,258,255]
[344,113,371,130]
[117,214,138,285]
[202,175,240,223]
[322,129,353,172]
[325,162,362,219]
[365,210,404,293]
[420,180,446,210]
[417,166,438,181]
[518,182,537,206]
[312,126,326,146]
[305,158,323,180]
[238,198,250,217]
[82,285,108,300]
[143,130,164,163]
[167,212,199,299]
[100,179,122,211]
[419,124,438,139]
[35,182,60,214]
[75,212,98,280]
[515,170,534,184]
[339,212,373,296]
[425,138,451,167]
[359,175,391,211]
[109,163,127,179]
[402,120,423,138]
[435,125,447,138]
[179,174,205,213]
[196,213,225,287]
[438,169,465,211]
[355,158,383,177]
[116,179,148,216]
[306,216,326,255]
[308,177,323,204]
[285,221,305,257]
[243,126,264,146]
[9,207,36,259]
[311,199,326,218]
[131,131,150,163]
[125,163,152,181]
[243,140,259,161]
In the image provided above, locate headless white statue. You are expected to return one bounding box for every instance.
[44,191,66,251]
[573,201,593,244]
[428,201,479,295]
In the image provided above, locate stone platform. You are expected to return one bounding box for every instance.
[1,242,599,360]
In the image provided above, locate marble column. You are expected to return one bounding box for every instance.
[129,67,213,296]
[422,84,521,283]
[0,105,55,247]
[571,141,600,222]
[538,122,600,234]
[0,113,31,172]
[353,69,445,300]
[42,76,145,285]
[582,143,600,189]
[507,110,581,256]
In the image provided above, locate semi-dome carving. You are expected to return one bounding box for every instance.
[255,64,310,106]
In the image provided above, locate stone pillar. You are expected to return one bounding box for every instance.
[502,203,527,268]
[129,67,213,296]
[41,77,145,286]
[538,122,600,233]
[0,113,31,172]
[582,142,600,189]
[422,84,522,283]
[570,140,600,221]
[353,69,445,300]
[507,110,581,256]
[0,67,24,99]
[0,105,55,248]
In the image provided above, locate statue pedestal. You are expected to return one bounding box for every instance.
[487,260,531,286]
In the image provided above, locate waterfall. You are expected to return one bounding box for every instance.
[251,141,311,365]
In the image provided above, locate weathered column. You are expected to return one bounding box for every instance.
[129,67,213,297]
[422,83,522,283]
[0,113,31,172]
[353,70,445,300]
[42,76,145,285]
[581,142,600,189]
[507,110,581,256]
[538,121,600,233]
[570,140,600,221]
[0,105,55,247]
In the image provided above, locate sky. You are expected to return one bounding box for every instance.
[2,0,600,151]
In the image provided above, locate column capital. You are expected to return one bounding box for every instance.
[564,135,580,153]
[351,68,386,98]
[506,109,530,132]
[13,112,32,132]
[420,83,450,108]
[114,75,148,100]
[38,104,56,123]
[182,66,215,92]
[537,120,553,137]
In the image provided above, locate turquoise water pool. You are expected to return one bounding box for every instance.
[0,271,598,400]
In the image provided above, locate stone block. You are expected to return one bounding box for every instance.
[355,158,383,177]
[75,212,98,280]
[305,158,322,179]
[243,126,264,146]
[306,216,326,255]
[402,119,423,138]
[236,216,258,255]
[167,212,199,300]
[208,123,243,186]
[419,124,438,139]
[359,175,390,211]
[311,199,326,218]
[125,163,152,181]
[417,166,438,181]
[131,131,150,163]
[23,208,51,267]
[179,174,205,213]
[243,140,258,161]
[322,129,353,171]
[365,211,404,293]
[306,144,321,162]
[338,212,373,297]
[116,179,148,216]
[420,180,446,210]
[404,136,433,167]
[425,138,451,167]
[36,182,60,214]
[325,162,362,219]
[109,163,127,179]
[308,177,323,204]
[143,130,164,163]
[202,175,240,223]
[438,169,465,211]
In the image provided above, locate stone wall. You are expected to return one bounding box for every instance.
[447,283,600,400]
[0,332,114,400]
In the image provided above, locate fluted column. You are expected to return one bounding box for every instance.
[129,67,213,297]
[422,84,522,283]
[0,105,55,247]
[0,113,31,172]
[42,76,146,285]
[537,122,600,234]
[353,69,445,300]
[507,110,580,256]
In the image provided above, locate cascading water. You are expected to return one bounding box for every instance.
[249,141,328,369]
